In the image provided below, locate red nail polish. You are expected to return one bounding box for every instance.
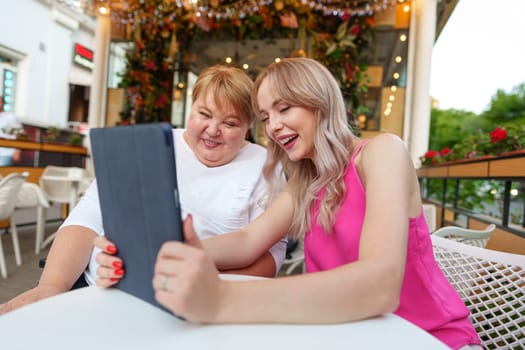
[107,245,117,254]
[110,277,119,282]
[112,261,123,269]
[114,268,124,276]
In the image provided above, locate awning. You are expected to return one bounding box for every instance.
[68,64,92,86]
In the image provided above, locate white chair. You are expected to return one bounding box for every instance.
[0,172,51,254]
[280,238,305,275]
[38,166,93,249]
[15,182,51,254]
[0,172,28,278]
[431,235,525,349]
[39,166,92,209]
[432,224,496,248]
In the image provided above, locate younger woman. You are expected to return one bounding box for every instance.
[97,58,480,349]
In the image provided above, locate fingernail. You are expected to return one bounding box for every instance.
[110,277,119,282]
[112,261,123,269]
[114,269,124,276]
[107,245,117,254]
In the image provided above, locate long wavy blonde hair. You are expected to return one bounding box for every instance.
[252,58,357,239]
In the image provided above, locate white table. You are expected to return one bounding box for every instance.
[0,282,448,350]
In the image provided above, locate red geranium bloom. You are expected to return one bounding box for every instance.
[424,150,439,159]
[490,127,507,143]
[440,147,451,156]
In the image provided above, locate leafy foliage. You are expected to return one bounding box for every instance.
[115,0,375,123]
[423,82,525,226]
[422,82,525,165]
[484,83,525,125]
[312,17,374,115]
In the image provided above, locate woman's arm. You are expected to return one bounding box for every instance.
[0,225,96,314]
[199,188,294,270]
[154,134,417,324]
[94,191,293,284]
[219,251,276,277]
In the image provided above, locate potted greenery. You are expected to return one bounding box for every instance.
[69,132,83,146]
[420,125,525,166]
[44,126,61,143]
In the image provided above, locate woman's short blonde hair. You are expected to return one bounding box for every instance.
[192,65,255,125]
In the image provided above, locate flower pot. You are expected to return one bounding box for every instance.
[499,149,525,157]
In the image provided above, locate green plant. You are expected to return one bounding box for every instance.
[44,127,60,143]
[420,125,525,165]
[312,17,374,116]
[2,127,29,141]
[116,0,376,124]
[69,132,83,146]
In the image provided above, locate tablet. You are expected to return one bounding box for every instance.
[90,123,183,310]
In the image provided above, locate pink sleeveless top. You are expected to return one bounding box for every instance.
[305,141,480,349]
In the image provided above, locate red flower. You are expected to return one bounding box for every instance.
[490,127,507,143]
[340,11,351,21]
[146,59,157,70]
[424,150,439,159]
[440,147,451,156]
[154,94,168,108]
[350,24,360,35]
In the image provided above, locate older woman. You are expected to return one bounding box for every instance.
[0,65,286,314]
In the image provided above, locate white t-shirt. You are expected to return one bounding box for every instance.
[61,129,287,284]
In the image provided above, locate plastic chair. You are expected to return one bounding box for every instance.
[39,166,92,209]
[431,235,525,349]
[280,238,305,275]
[38,166,93,249]
[0,172,28,278]
[15,182,51,254]
[432,224,496,248]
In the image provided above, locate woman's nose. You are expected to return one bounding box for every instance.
[206,122,221,136]
[267,115,283,133]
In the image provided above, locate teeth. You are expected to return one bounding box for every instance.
[279,135,296,144]
[204,139,219,146]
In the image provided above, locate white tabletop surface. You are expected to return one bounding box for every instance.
[0,279,449,350]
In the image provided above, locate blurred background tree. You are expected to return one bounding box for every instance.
[424,81,525,226]
[428,82,525,152]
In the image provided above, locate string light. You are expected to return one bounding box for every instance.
[85,0,403,25]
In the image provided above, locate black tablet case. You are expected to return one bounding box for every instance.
[90,123,183,309]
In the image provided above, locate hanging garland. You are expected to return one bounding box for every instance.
[107,0,393,123]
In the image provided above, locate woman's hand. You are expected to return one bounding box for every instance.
[94,236,124,288]
[0,285,62,315]
[153,214,223,323]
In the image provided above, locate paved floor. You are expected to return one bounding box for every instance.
[0,222,61,303]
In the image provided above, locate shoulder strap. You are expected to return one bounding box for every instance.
[351,139,368,162]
